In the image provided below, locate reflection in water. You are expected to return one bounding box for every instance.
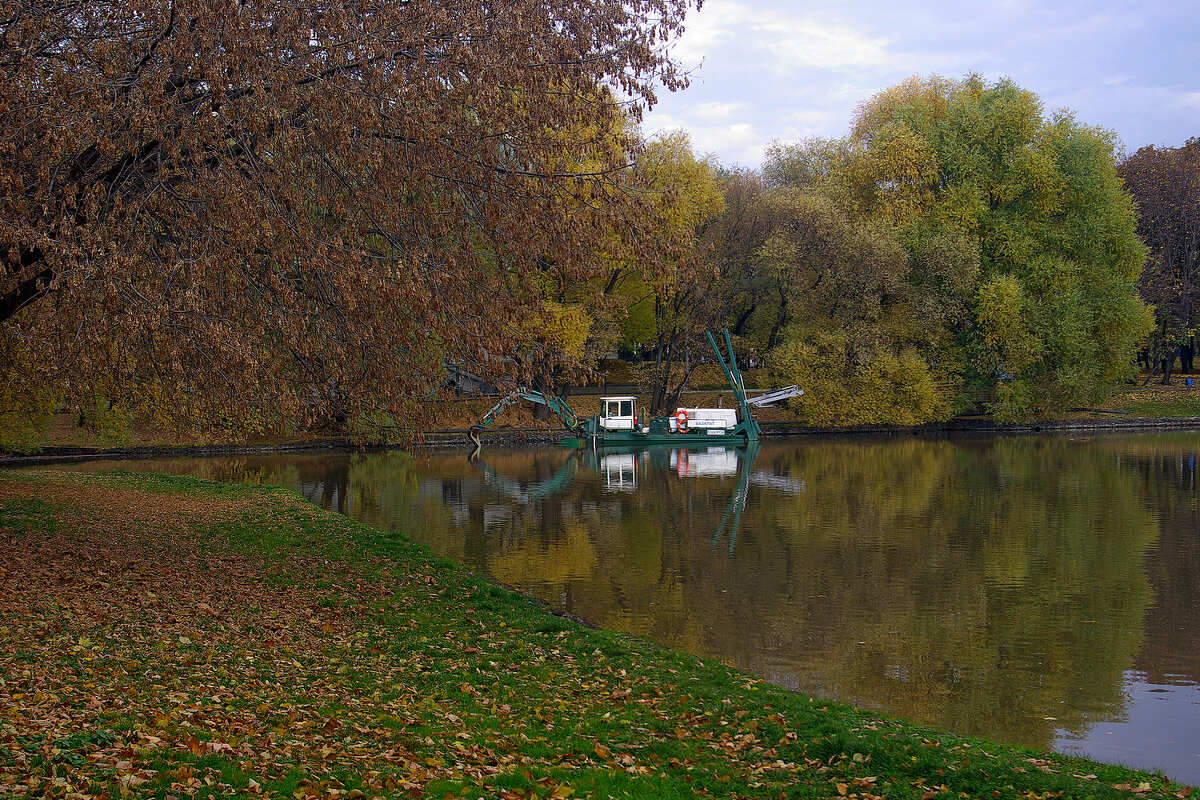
[65,434,1200,784]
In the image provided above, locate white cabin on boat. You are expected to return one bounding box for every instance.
[600,396,640,431]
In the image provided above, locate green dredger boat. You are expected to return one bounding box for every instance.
[474,330,799,448]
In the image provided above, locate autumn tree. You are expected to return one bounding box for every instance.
[0,0,699,445]
[761,137,852,199]
[505,97,637,418]
[754,188,950,425]
[1119,139,1200,380]
[758,136,961,424]
[705,167,773,343]
[600,130,724,413]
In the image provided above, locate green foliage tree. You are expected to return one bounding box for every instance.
[764,74,1150,422]
[854,75,1151,419]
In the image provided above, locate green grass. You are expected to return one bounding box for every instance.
[1107,384,1200,418]
[0,469,1193,799]
[0,495,56,530]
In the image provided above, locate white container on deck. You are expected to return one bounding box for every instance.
[669,407,737,433]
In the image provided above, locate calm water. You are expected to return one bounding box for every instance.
[66,434,1200,784]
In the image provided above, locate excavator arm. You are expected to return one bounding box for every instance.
[706,329,761,439]
[477,388,583,433]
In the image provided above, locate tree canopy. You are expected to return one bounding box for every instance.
[0,0,698,438]
[1,42,1162,442]
[624,130,725,413]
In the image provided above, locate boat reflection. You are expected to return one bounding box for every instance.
[593,444,745,489]
[472,443,806,555]
[597,452,639,492]
[668,446,740,478]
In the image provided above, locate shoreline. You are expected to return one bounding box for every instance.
[6,414,1200,466]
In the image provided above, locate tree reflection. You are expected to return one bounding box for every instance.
[342,438,1160,750]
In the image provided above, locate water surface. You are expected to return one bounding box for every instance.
[64,434,1200,783]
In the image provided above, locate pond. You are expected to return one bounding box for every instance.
[65,433,1200,784]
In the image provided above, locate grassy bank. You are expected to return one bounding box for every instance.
[0,470,1194,799]
[1102,383,1200,418]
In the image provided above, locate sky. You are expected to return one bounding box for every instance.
[642,0,1200,168]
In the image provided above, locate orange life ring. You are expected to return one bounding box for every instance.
[674,408,689,431]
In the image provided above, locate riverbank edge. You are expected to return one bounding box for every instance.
[6,414,1200,465]
[1,468,1193,799]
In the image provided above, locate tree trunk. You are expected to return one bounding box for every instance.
[766,289,788,351]
[1161,354,1175,385]
[731,303,756,336]
[531,375,555,422]
[661,362,698,413]
[650,341,673,414]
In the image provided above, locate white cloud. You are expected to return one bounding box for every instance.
[690,122,761,157]
[687,101,753,122]
[775,107,851,138]
[669,0,748,66]
[642,111,760,159]
[640,111,687,136]
[671,0,890,72]
[752,18,889,70]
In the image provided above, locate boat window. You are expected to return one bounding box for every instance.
[605,401,620,417]
[620,400,633,417]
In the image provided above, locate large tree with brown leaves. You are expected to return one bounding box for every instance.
[1118,139,1200,376]
[0,0,697,439]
